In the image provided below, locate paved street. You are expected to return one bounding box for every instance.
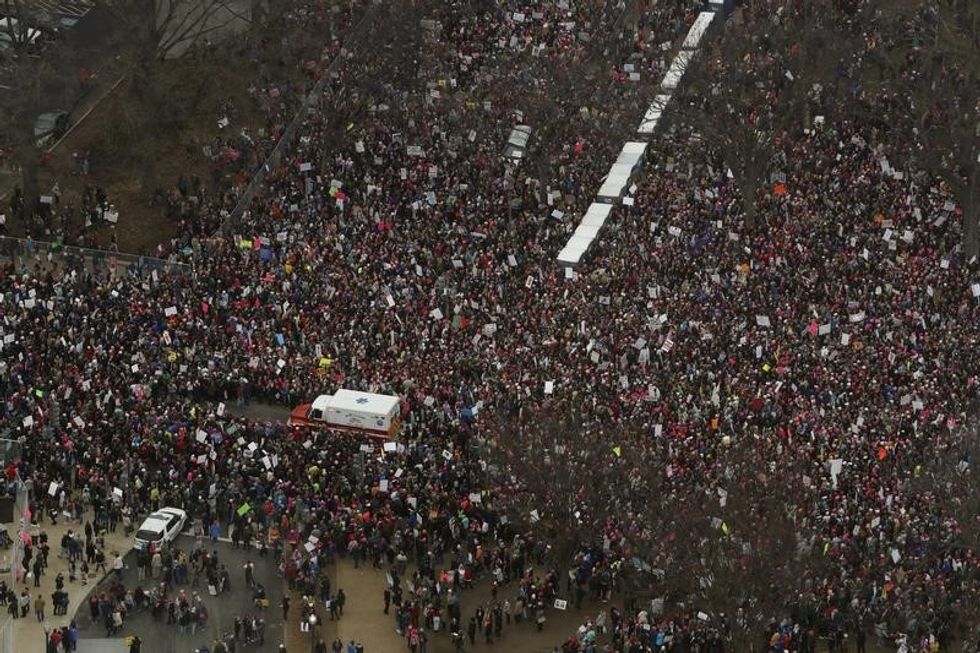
[75,538,285,653]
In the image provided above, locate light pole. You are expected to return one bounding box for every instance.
[307,614,317,653]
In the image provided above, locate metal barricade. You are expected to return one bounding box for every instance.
[0,236,193,278]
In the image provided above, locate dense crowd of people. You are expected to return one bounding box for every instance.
[2,0,979,652]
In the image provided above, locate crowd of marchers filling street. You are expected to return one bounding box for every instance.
[3,0,980,652]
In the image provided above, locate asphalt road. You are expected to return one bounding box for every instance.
[76,538,286,653]
[221,401,292,423]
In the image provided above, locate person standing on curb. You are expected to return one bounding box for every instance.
[20,589,31,618]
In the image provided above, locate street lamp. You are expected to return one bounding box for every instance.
[307,614,317,653]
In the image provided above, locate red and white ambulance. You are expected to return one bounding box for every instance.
[289,389,402,437]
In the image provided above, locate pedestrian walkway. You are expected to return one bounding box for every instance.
[281,554,606,653]
[5,508,132,653]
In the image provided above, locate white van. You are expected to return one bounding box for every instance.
[290,389,402,437]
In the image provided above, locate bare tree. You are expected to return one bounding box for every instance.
[1,0,40,52]
[863,0,980,258]
[488,403,845,653]
[485,403,651,585]
[911,421,980,646]
[0,5,78,227]
[646,437,828,652]
[678,0,859,227]
[89,0,252,192]
[94,0,251,61]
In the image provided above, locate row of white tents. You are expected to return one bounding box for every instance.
[557,1,729,269]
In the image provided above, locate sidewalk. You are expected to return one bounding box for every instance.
[280,556,608,653]
[6,509,132,653]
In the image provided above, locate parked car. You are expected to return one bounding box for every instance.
[133,507,187,551]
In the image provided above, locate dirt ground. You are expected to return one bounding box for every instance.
[33,58,292,254]
[7,17,323,256]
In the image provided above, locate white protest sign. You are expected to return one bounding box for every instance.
[829,459,843,489]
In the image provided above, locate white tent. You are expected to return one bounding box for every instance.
[662,50,694,90]
[638,94,672,136]
[682,12,716,50]
[597,169,632,203]
[580,203,613,229]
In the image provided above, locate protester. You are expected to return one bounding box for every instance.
[1,0,978,652]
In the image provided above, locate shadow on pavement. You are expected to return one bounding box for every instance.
[75,539,286,653]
